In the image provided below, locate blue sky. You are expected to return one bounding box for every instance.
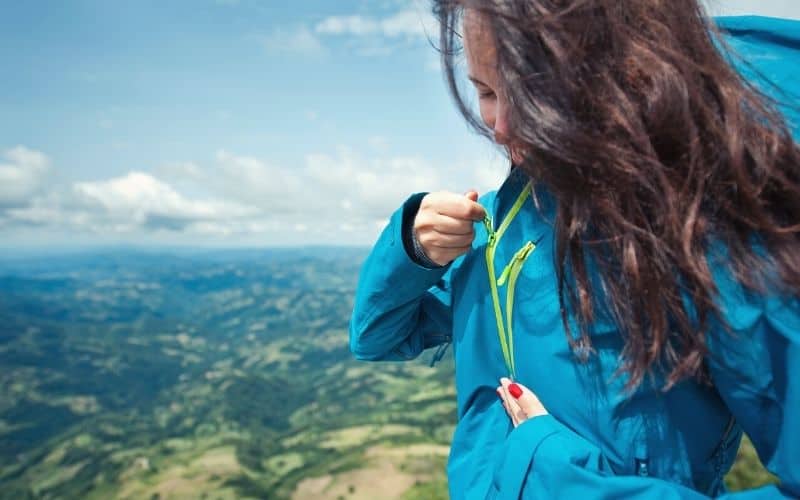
[1,0,799,248]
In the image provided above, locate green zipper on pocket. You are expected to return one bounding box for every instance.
[484,183,534,379]
[497,241,535,287]
[499,241,536,378]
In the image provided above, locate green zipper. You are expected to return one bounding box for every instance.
[483,183,536,379]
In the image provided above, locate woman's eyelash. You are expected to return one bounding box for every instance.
[479,90,496,98]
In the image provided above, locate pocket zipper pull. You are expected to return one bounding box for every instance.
[497,241,536,286]
[635,458,650,477]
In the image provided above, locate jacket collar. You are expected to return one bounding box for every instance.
[491,165,529,224]
[492,165,557,226]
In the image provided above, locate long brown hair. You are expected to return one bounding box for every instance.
[434,0,800,389]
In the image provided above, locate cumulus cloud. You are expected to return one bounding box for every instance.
[72,172,256,232]
[2,143,508,246]
[316,16,378,37]
[0,146,51,208]
[156,147,450,239]
[213,150,305,213]
[313,4,438,57]
[262,26,325,55]
[381,9,438,38]
[303,147,442,216]
[153,144,508,244]
[316,8,437,40]
[1,159,258,237]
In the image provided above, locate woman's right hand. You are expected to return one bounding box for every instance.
[413,190,486,267]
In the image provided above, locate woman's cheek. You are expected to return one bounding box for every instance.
[479,100,496,131]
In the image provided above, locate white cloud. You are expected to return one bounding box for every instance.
[0,146,51,208]
[316,15,379,37]
[74,172,255,226]
[473,157,509,192]
[213,150,305,214]
[3,169,257,236]
[262,26,325,55]
[154,145,508,244]
[313,4,438,58]
[381,9,437,39]
[303,147,442,216]
[1,144,510,246]
[316,8,437,40]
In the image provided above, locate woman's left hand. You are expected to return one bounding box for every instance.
[497,377,548,427]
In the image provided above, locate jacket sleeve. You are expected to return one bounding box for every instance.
[489,278,800,500]
[349,192,454,362]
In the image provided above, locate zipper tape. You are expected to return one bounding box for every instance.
[483,183,535,379]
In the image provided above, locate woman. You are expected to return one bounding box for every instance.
[350,1,800,498]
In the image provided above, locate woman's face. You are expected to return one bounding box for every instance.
[463,8,525,164]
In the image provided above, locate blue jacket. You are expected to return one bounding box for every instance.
[350,16,800,499]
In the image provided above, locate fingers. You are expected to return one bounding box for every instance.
[464,199,486,221]
[500,378,527,426]
[510,382,548,419]
[415,211,475,236]
[414,190,486,266]
[418,230,475,250]
[496,387,520,427]
[497,378,548,426]
[421,191,486,222]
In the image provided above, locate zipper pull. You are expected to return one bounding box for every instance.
[497,264,513,287]
[483,214,495,244]
[497,241,536,286]
[635,458,650,477]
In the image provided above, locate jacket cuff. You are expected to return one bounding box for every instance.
[358,193,452,306]
[494,415,609,500]
[493,415,562,497]
[401,192,447,270]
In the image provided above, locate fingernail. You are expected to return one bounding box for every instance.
[496,388,503,399]
[508,383,523,399]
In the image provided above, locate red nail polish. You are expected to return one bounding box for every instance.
[508,383,523,399]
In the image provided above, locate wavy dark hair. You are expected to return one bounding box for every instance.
[433,0,800,389]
